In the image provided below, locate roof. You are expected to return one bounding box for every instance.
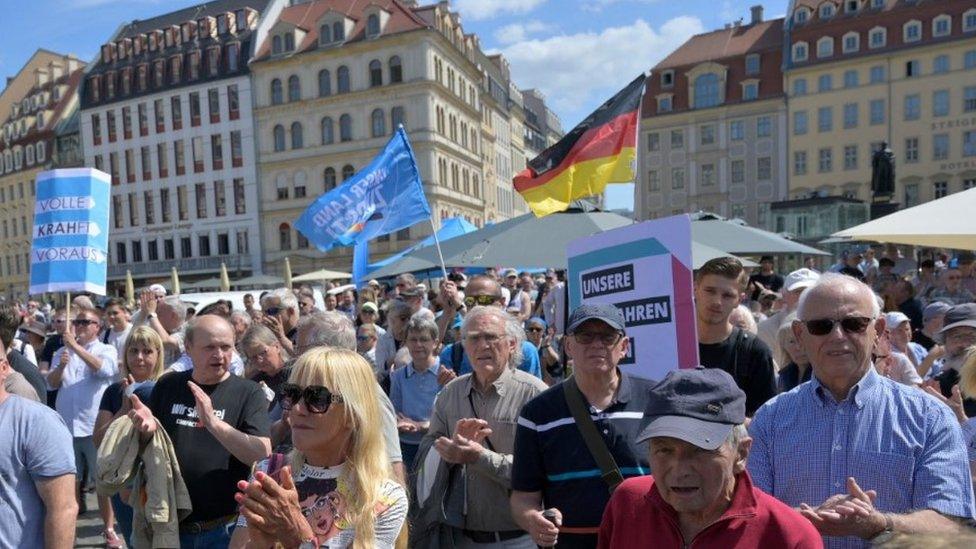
[253,0,428,60]
[115,0,271,40]
[654,18,784,70]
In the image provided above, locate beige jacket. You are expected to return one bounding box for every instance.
[97,416,192,548]
[3,370,39,402]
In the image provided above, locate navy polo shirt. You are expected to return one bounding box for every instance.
[512,372,653,544]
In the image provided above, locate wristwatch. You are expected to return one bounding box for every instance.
[869,513,895,544]
[146,313,157,320]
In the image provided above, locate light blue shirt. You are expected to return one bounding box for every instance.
[53,340,119,437]
[749,367,975,548]
[440,340,542,379]
[390,360,443,445]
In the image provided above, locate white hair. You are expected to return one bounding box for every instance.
[796,272,881,320]
[729,304,758,334]
[460,306,524,369]
[262,287,299,313]
[726,423,749,449]
[160,296,188,322]
[297,310,356,351]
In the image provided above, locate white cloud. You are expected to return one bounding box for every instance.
[453,0,548,21]
[500,16,704,126]
[494,21,555,45]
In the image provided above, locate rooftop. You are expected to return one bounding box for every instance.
[654,18,784,70]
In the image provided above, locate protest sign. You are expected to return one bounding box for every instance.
[29,168,111,295]
[567,215,697,381]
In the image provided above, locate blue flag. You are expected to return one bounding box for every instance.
[29,168,111,295]
[295,127,431,252]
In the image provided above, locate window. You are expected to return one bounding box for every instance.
[217,233,230,256]
[389,56,403,83]
[288,75,300,102]
[934,133,949,160]
[116,243,127,264]
[933,90,950,117]
[793,78,807,96]
[198,234,211,257]
[227,43,240,72]
[177,186,188,221]
[647,132,660,151]
[657,96,672,112]
[369,60,382,87]
[323,167,336,191]
[843,70,858,88]
[138,103,148,136]
[670,129,683,148]
[671,167,684,189]
[933,15,951,37]
[870,99,885,124]
[191,137,203,173]
[333,21,345,41]
[128,192,138,226]
[843,103,858,128]
[934,181,948,199]
[107,110,117,142]
[279,224,291,250]
[869,65,885,84]
[195,183,208,218]
[966,179,976,191]
[793,42,808,62]
[180,237,192,259]
[794,151,807,175]
[339,114,352,142]
[317,69,332,97]
[731,160,745,183]
[818,106,833,132]
[843,33,859,53]
[965,86,976,112]
[320,24,332,44]
[818,148,832,172]
[122,107,132,139]
[904,94,921,120]
[757,157,771,180]
[391,106,405,130]
[794,111,808,135]
[700,124,715,145]
[189,92,201,126]
[743,82,758,101]
[843,145,858,170]
[931,55,951,75]
[171,96,182,130]
[906,60,920,78]
[207,88,220,123]
[160,188,170,222]
[157,143,169,178]
[700,163,715,186]
[818,74,832,92]
[820,3,835,19]
[91,114,102,145]
[905,137,919,163]
[795,8,809,24]
[757,116,771,138]
[342,164,355,181]
[283,33,295,52]
[169,56,182,85]
[966,10,976,32]
[965,131,976,157]
[271,79,283,104]
[730,121,744,141]
[869,27,886,49]
[318,117,334,145]
[140,146,151,180]
[273,125,285,151]
[693,74,720,109]
[291,122,303,149]
[904,21,921,42]
[745,54,760,75]
[367,14,380,37]
[233,178,245,214]
[173,139,185,175]
[817,37,834,58]
[371,109,385,137]
[647,170,660,191]
[337,66,350,93]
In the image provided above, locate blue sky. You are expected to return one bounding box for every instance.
[0,0,782,209]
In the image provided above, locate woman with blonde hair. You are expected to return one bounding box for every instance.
[93,326,166,548]
[231,347,408,549]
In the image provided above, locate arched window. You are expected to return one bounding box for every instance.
[273,125,285,151]
[36,141,46,162]
[339,114,352,141]
[270,78,283,105]
[272,35,282,54]
[472,175,479,198]
[337,65,350,93]
[323,167,336,191]
[369,60,383,87]
[291,122,303,149]
[319,24,331,44]
[389,56,402,83]
[367,14,380,37]
[297,233,309,249]
[333,21,345,41]
[284,33,295,51]
[391,106,405,129]
[287,75,300,102]
[321,117,334,144]
[318,69,331,96]
[279,223,291,250]
[371,109,385,137]
[342,164,355,181]
[693,73,720,109]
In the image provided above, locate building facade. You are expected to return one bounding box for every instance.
[0,50,85,299]
[79,0,287,288]
[636,7,788,227]
[785,0,976,206]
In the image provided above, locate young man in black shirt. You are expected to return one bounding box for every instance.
[748,256,785,301]
[128,315,270,546]
[695,257,777,415]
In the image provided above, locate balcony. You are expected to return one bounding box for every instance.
[108,254,245,278]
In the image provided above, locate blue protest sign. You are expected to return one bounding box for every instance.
[29,168,111,295]
[295,127,431,252]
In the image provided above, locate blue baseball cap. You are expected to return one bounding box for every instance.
[566,303,626,333]
[525,317,547,329]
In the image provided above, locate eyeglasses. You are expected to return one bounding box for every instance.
[464,332,505,345]
[279,383,344,414]
[71,319,98,327]
[464,295,498,308]
[264,306,281,316]
[802,317,874,336]
[572,331,624,346]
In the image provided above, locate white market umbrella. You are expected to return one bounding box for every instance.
[292,269,352,282]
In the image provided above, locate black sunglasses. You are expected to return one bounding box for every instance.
[279,383,344,414]
[71,319,99,327]
[265,306,281,316]
[464,295,498,308]
[573,331,624,346]
[803,317,874,336]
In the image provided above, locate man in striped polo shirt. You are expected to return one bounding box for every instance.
[511,303,655,549]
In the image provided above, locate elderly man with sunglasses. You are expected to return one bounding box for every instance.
[748,273,975,548]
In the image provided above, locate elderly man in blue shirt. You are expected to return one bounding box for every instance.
[748,273,974,548]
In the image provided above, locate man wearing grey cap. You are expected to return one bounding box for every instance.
[932,303,976,419]
[512,303,655,549]
[598,369,821,548]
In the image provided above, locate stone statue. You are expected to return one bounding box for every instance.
[871,142,895,197]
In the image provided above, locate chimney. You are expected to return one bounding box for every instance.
[750,5,763,24]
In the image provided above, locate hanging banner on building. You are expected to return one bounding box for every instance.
[567,215,697,381]
[29,168,111,295]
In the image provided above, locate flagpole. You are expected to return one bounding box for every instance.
[428,218,448,280]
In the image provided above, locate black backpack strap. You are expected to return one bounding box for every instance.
[562,376,623,493]
[450,343,464,375]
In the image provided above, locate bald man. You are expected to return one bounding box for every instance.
[128,315,270,546]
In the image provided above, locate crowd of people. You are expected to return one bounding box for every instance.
[2,248,976,548]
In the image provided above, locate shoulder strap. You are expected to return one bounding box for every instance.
[451,343,464,375]
[102,329,111,344]
[562,376,623,493]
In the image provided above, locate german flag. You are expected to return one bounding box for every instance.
[514,73,646,217]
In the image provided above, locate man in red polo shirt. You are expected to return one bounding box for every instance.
[598,368,822,549]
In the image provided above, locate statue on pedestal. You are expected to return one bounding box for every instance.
[871,141,895,200]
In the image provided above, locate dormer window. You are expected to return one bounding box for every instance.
[284,33,295,51]
[218,14,228,34]
[843,32,859,53]
[819,3,835,19]
[272,35,282,54]
[845,0,858,13]
[817,37,833,58]
[794,8,809,24]
[235,9,248,32]
[745,54,760,75]
[932,15,951,38]
[333,21,345,41]
[148,32,157,51]
[793,42,809,62]
[869,26,886,48]
[965,9,976,32]
[181,22,194,43]
[101,44,113,64]
[367,14,380,38]
[661,70,674,87]
[904,20,921,43]
[871,0,885,8]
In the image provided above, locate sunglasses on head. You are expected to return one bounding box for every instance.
[279,383,344,414]
[802,316,874,336]
[464,295,498,308]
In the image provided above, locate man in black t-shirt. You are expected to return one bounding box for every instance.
[695,257,777,415]
[748,256,785,301]
[128,315,270,546]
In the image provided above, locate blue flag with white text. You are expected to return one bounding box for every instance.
[295,127,431,252]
